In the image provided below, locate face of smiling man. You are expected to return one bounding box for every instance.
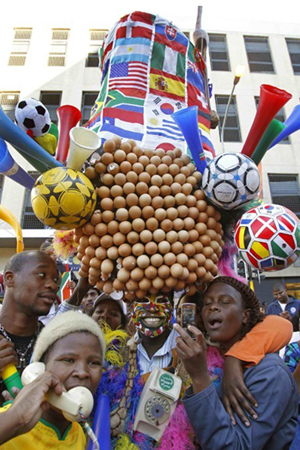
[132,293,173,338]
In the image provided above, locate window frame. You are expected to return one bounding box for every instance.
[39,91,62,125]
[244,36,275,73]
[268,173,300,218]
[215,94,242,142]
[208,33,231,71]
[48,29,69,67]
[8,28,32,66]
[286,38,300,75]
[21,172,46,229]
[80,91,98,125]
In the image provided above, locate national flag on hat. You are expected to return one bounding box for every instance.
[153,23,188,55]
[146,117,185,142]
[102,105,144,124]
[151,41,186,79]
[108,61,148,95]
[271,233,296,258]
[101,116,144,141]
[111,37,151,64]
[150,69,185,102]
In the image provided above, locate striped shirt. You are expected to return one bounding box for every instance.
[136,329,179,375]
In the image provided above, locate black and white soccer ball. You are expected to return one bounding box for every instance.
[202,152,260,210]
[15,98,51,137]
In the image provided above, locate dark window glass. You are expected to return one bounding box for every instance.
[40,91,62,125]
[286,39,300,75]
[269,174,300,218]
[81,92,98,124]
[215,95,241,142]
[244,36,274,73]
[209,34,230,71]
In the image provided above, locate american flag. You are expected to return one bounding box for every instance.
[109,61,148,91]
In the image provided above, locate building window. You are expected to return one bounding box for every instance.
[0,92,19,121]
[215,95,241,142]
[0,175,3,203]
[48,29,69,66]
[22,172,45,229]
[40,91,62,125]
[254,97,289,143]
[86,29,107,67]
[81,92,98,125]
[208,34,230,71]
[244,36,274,73]
[269,174,300,218]
[286,39,300,75]
[8,28,32,66]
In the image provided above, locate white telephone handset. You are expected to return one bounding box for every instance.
[21,362,94,422]
[133,367,182,441]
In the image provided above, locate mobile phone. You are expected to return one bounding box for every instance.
[181,303,196,330]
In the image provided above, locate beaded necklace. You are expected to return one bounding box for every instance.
[0,323,40,369]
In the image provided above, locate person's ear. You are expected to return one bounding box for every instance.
[242,308,251,325]
[4,271,15,287]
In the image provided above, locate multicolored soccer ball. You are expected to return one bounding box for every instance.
[235,204,300,271]
[15,98,51,137]
[202,153,260,210]
[31,167,96,230]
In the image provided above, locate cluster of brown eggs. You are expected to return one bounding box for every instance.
[75,136,224,301]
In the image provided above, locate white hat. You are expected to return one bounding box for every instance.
[94,292,127,315]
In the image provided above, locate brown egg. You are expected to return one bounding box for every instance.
[178,230,189,243]
[158,240,171,254]
[113,279,125,291]
[161,219,173,232]
[187,163,196,174]
[161,155,172,166]
[114,150,126,164]
[210,240,220,252]
[103,211,115,224]
[193,241,203,253]
[139,278,152,291]
[156,149,165,158]
[126,171,138,184]
[82,222,95,236]
[144,148,154,158]
[108,162,120,176]
[194,253,206,266]
[179,267,189,281]
[152,277,164,290]
[214,210,222,221]
[103,139,116,153]
[162,173,173,186]
[158,265,170,279]
[137,255,150,269]
[97,186,110,199]
[139,155,150,166]
[117,268,131,282]
[119,142,132,154]
[89,267,101,278]
[101,198,114,211]
[151,175,163,187]
[114,196,126,209]
[195,222,207,235]
[165,276,177,288]
[115,208,129,222]
[160,185,171,197]
[182,183,193,196]
[101,235,113,249]
[145,266,158,280]
[154,208,167,222]
[110,185,123,198]
[152,196,164,209]
[171,241,183,254]
[169,163,180,177]
[79,235,90,247]
[123,256,137,270]
[101,173,114,186]
[132,146,143,157]
[146,164,157,176]
[89,234,100,247]
[181,154,191,165]
[188,207,199,220]
[187,258,198,272]
[196,266,207,279]
[186,195,197,208]
[132,218,145,232]
[173,218,184,231]
[119,221,132,234]
[184,217,195,230]
[149,186,160,198]
[180,166,190,177]
[120,161,132,174]
[132,163,144,175]
[207,229,217,240]
[142,206,155,219]
[107,246,119,260]
[170,263,183,278]
[164,252,177,266]
[127,231,140,244]
[95,246,107,260]
[102,259,114,274]
[176,253,188,267]
[136,182,148,195]
[166,230,178,244]
[194,189,205,200]
[193,171,202,183]
[203,247,214,259]
[174,173,186,185]
[164,195,175,208]
[123,182,135,195]
[139,172,151,184]
[118,243,132,257]
[107,220,119,235]
[188,230,199,242]
[199,234,211,246]
[136,289,148,299]
[166,207,178,220]
[175,193,186,206]
[187,272,197,284]
[113,232,126,246]
[146,217,159,231]
[140,230,153,243]
[85,166,97,180]
[177,205,188,218]
[139,193,151,208]
[89,256,101,269]
[157,164,168,176]
[171,182,182,195]
[129,206,142,219]
[198,212,208,224]
[126,193,139,207]
[101,152,114,165]
[95,223,108,237]
[145,242,157,256]
[184,243,196,257]
[153,229,166,243]
[112,136,122,147]
[206,205,216,217]
[132,243,145,256]
[95,162,106,174]
[126,153,138,165]
[150,156,161,167]
[207,217,217,229]
[174,148,182,158]
[151,254,164,268]
[114,173,127,186]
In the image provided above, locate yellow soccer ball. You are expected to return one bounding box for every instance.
[31,167,96,230]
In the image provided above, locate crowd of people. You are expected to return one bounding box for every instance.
[0,248,300,449]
